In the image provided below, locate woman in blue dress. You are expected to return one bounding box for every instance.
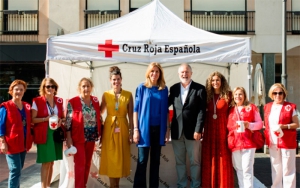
[133,62,170,188]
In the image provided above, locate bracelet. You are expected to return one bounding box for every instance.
[288,124,290,129]
[134,127,139,131]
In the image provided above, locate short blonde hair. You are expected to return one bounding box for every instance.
[144,62,166,90]
[268,83,287,100]
[231,87,250,106]
[39,78,59,96]
[8,80,27,96]
[77,77,94,92]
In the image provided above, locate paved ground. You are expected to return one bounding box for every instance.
[0,146,299,188]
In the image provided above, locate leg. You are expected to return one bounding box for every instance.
[172,135,188,188]
[149,126,161,188]
[281,148,296,188]
[5,152,23,188]
[269,144,283,188]
[115,178,120,188]
[84,142,95,186]
[73,143,86,188]
[41,162,53,188]
[185,137,201,188]
[232,150,244,188]
[241,148,255,188]
[109,178,117,188]
[46,162,54,187]
[133,147,150,188]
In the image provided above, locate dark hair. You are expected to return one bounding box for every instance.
[109,66,122,79]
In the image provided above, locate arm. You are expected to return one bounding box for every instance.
[248,109,263,130]
[31,101,50,124]
[100,94,107,115]
[127,94,134,143]
[197,86,207,135]
[133,112,139,144]
[279,109,299,130]
[165,113,170,143]
[0,107,7,154]
[65,102,73,148]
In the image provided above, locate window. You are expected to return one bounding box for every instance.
[0,63,44,104]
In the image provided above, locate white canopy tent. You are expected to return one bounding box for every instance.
[46,0,251,100]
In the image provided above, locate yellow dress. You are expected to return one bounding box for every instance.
[99,89,132,178]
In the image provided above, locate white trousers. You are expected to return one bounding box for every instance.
[269,144,296,188]
[232,148,256,188]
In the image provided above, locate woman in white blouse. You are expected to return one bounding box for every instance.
[264,83,299,188]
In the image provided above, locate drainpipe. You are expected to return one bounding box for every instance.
[282,0,287,88]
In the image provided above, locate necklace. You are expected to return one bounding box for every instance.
[114,89,122,111]
[212,94,220,119]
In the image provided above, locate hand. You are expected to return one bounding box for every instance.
[133,130,140,144]
[128,132,133,144]
[279,124,286,129]
[193,132,201,140]
[244,121,249,129]
[0,141,7,154]
[66,137,73,149]
[165,129,170,144]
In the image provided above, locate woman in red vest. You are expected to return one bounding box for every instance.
[264,83,299,188]
[31,78,64,188]
[227,87,263,188]
[65,77,101,188]
[0,79,33,188]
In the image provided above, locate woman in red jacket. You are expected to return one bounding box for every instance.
[0,79,33,188]
[65,77,101,188]
[31,78,64,188]
[264,83,299,188]
[227,87,263,188]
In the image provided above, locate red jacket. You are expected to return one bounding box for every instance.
[264,102,297,149]
[68,96,101,144]
[32,96,64,144]
[227,104,258,152]
[1,100,33,154]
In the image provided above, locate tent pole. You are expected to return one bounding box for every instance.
[45,60,49,78]
[248,62,252,98]
[227,63,231,86]
[90,61,94,79]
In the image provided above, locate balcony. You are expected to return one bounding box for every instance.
[184,11,255,34]
[0,10,38,42]
[84,10,121,29]
[287,11,300,34]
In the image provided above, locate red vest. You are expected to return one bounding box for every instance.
[32,96,63,144]
[68,96,101,144]
[227,104,258,151]
[264,102,297,149]
[1,100,33,154]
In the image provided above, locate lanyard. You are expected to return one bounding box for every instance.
[46,101,55,115]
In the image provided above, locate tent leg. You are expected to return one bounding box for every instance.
[90,61,93,79]
[45,60,49,78]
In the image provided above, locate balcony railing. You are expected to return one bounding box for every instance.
[184,11,255,34]
[0,10,38,42]
[287,11,300,34]
[84,10,121,29]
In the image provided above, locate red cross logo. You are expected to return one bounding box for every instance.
[51,122,57,129]
[90,172,98,179]
[274,131,280,137]
[98,40,119,58]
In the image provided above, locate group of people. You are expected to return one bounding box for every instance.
[0,62,298,188]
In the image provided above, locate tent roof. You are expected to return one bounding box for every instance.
[47,0,251,63]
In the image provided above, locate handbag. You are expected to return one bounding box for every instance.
[252,130,265,149]
[53,127,66,143]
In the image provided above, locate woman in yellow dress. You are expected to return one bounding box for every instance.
[99,66,133,188]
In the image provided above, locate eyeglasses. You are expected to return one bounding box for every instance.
[272,92,283,96]
[44,85,56,89]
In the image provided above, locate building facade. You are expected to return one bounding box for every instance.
[0,0,299,107]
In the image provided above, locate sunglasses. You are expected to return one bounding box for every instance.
[44,85,56,89]
[272,92,283,96]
